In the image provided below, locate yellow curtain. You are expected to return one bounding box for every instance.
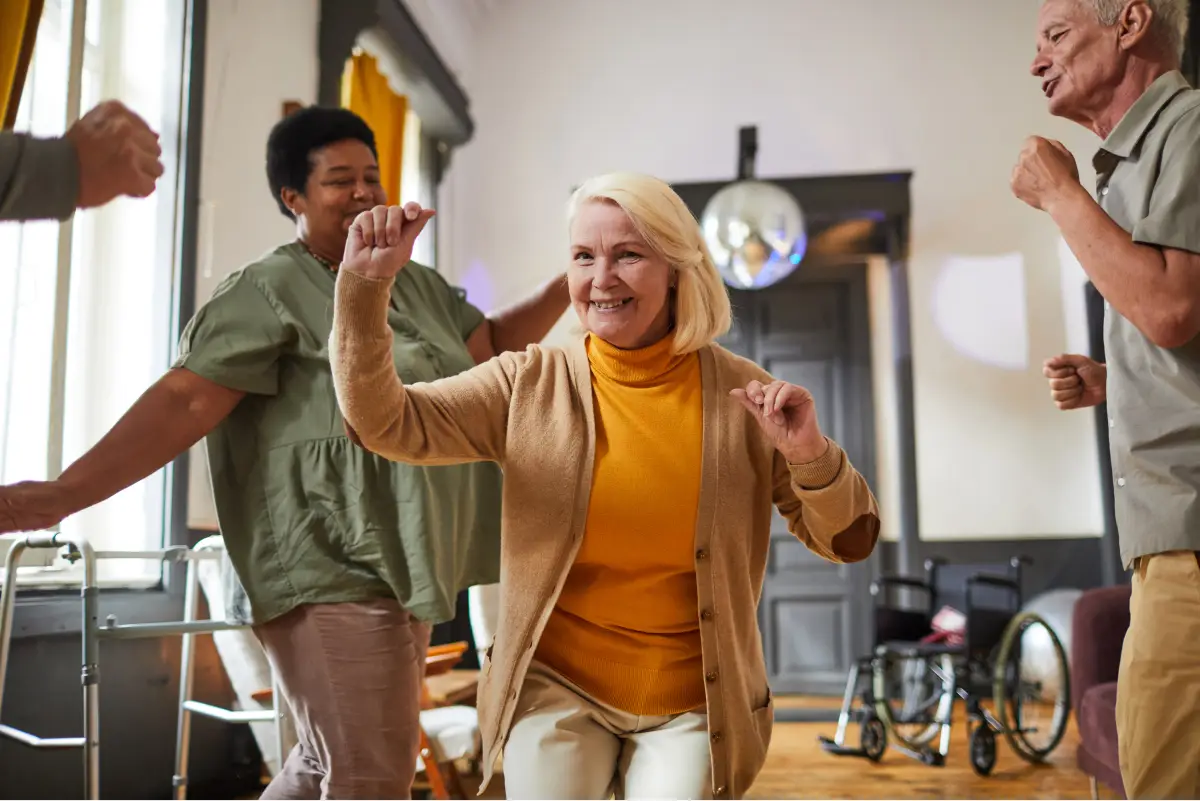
[341,51,407,205]
[0,0,44,128]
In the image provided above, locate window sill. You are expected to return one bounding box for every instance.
[1,567,161,590]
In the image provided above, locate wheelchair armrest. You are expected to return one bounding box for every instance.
[965,573,1020,592]
[870,576,934,596]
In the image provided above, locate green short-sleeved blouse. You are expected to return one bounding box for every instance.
[175,242,502,624]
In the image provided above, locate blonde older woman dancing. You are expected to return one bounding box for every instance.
[329,173,880,799]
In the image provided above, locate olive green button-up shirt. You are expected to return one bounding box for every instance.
[1093,70,1200,568]
[175,243,502,624]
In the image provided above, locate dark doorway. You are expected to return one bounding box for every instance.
[723,261,877,695]
[673,172,914,704]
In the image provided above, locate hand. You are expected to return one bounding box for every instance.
[341,202,436,280]
[0,481,70,534]
[1043,353,1106,410]
[731,379,829,464]
[1011,136,1081,212]
[65,100,165,209]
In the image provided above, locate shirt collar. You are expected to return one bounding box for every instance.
[1096,70,1190,162]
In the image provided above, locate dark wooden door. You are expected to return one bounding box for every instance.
[721,262,878,696]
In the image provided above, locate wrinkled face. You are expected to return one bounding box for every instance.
[568,200,673,350]
[284,139,386,246]
[1032,0,1127,124]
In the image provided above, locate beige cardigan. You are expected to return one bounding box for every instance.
[330,271,881,798]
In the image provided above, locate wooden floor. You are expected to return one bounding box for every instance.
[462,696,1099,800]
[745,701,1094,800]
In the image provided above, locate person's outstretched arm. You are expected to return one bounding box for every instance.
[0,263,286,534]
[0,370,243,533]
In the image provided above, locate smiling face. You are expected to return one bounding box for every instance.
[1032,0,1131,127]
[282,138,385,258]
[568,199,673,350]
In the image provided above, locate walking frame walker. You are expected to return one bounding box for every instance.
[0,532,284,800]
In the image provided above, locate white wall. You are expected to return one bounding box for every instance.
[440,0,1106,540]
[187,0,320,528]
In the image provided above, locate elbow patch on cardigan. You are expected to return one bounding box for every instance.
[830,513,881,563]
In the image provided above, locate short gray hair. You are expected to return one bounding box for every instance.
[1086,0,1190,61]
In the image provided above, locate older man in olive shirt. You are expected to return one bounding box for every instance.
[1017,0,1200,798]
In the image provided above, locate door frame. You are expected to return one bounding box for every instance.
[671,172,918,577]
[736,260,880,693]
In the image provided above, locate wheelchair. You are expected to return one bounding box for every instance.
[818,556,1071,776]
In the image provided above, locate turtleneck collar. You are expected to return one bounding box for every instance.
[586,332,692,386]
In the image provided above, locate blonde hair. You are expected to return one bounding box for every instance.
[567,172,732,355]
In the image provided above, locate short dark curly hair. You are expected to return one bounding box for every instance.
[265,106,378,219]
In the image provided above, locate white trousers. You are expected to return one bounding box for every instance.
[503,662,712,800]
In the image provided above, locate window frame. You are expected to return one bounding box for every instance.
[9,0,208,639]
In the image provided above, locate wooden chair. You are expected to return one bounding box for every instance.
[416,642,479,800]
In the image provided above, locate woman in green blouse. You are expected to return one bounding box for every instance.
[0,106,567,799]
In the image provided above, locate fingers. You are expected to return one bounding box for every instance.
[1042,353,1090,376]
[353,204,437,254]
[370,206,388,247]
[401,208,436,250]
[126,149,163,199]
[354,208,377,249]
[385,205,405,247]
[1048,374,1082,392]
[734,381,811,426]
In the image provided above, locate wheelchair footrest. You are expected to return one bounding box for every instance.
[892,742,945,767]
[817,735,868,758]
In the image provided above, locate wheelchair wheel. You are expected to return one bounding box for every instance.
[969,722,997,776]
[871,650,953,751]
[861,714,887,762]
[993,610,1071,763]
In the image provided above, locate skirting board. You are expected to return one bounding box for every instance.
[773,706,841,723]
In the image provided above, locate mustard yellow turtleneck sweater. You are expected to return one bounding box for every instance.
[534,333,707,716]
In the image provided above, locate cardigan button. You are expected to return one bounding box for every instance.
[696,549,709,561]
[700,609,714,621]
[710,731,723,744]
[714,786,726,797]
[705,671,718,683]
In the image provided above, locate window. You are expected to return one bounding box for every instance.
[0,0,192,586]
[343,36,439,267]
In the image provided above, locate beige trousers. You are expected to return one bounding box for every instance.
[254,598,431,800]
[1116,551,1200,800]
[502,661,712,800]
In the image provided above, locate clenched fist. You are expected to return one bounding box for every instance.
[1011,135,1081,212]
[66,100,164,209]
[731,379,829,464]
[340,202,436,280]
[1043,353,1107,410]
